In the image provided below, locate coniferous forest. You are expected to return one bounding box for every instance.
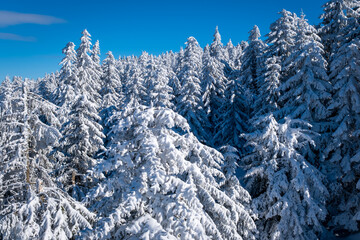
[1,1,360,239]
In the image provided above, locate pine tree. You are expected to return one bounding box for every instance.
[100,51,122,109]
[0,79,94,240]
[76,29,101,103]
[265,9,298,74]
[240,25,266,98]
[86,106,257,240]
[324,14,360,232]
[278,14,331,123]
[201,45,226,138]
[176,37,209,142]
[59,94,105,200]
[242,115,329,240]
[53,42,79,108]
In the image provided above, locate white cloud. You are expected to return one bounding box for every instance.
[0,10,66,27]
[0,33,36,41]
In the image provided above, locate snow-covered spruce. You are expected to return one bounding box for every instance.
[0,79,94,240]
[242,115,329,240]
[176,37,210,142]
[323,10,360,231]
[278,14,331,124]
[85,106,257,240]
[57,94,105,201]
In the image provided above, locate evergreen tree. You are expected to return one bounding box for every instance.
[254,56,281,117]
[213,74,250,150]
[278,14,331,123]
[37,73,58,102]
[210,26,225,60]
[243,115,329,240]
[76,29,101,103]
[240,25,266,104]
[100,51,122,109]
[201,45,226,136]
[319,0,360,60]
[123,63,148,107]
[86,106,257,240]
[148,65,174,108]
[59,94,105,200]
[324,16,360,232]
[53,42,79,108]
[265,9,298,71]
[176,37,209,142]
[0,80,93,240]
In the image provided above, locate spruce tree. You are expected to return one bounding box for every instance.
[100,51,122,109]
[0,80,93,240]
[278,14,331,124]
[324,15,360,232]
[53,42,79,108]
[76,29,101,103]
[243,115,329,240]
[201,45,226,137]
[86,106,257,240]
[59,94,105,200]
[176,37,209,142]
[240,25,266,98]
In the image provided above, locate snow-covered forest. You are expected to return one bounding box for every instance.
[0,1,359,239]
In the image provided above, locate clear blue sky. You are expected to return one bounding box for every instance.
[0,0,327,80]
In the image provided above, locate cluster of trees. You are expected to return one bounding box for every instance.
[0,0,359,239]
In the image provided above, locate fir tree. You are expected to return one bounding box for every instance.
[176,37,210,142]
[100,51,122,109]
[265,9,298,71]
[53,42,79,108]
[86,106,257,240]
[324,15,360,232]
[278,14,331,123]
[0,80,93,240]
[76,29,101,103]
[240,25,266,98]
[201,45,226,137]
[243,115,329,240]
[59,94,105,200]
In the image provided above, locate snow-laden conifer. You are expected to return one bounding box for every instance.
[201,45,226,135]
[213,74,249,150]
[320,0,360,59]
[123,63,148,107]
[324,16,360,232]
[86,106,257,240]
[176,37,210,141]
[265,10,297,64]
[0,80,93,240]
[76,29,101,103]
[210,26,225,60]
[240,25,266,98]
[53,42,79,108]
[148,65,174,109]
[100,51,122,109]
[254,56,281,117]
[59,94,105,200]
[242,115,329,240]
[278,14,331,123]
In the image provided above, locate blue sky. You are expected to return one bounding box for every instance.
[0,0,327,80]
